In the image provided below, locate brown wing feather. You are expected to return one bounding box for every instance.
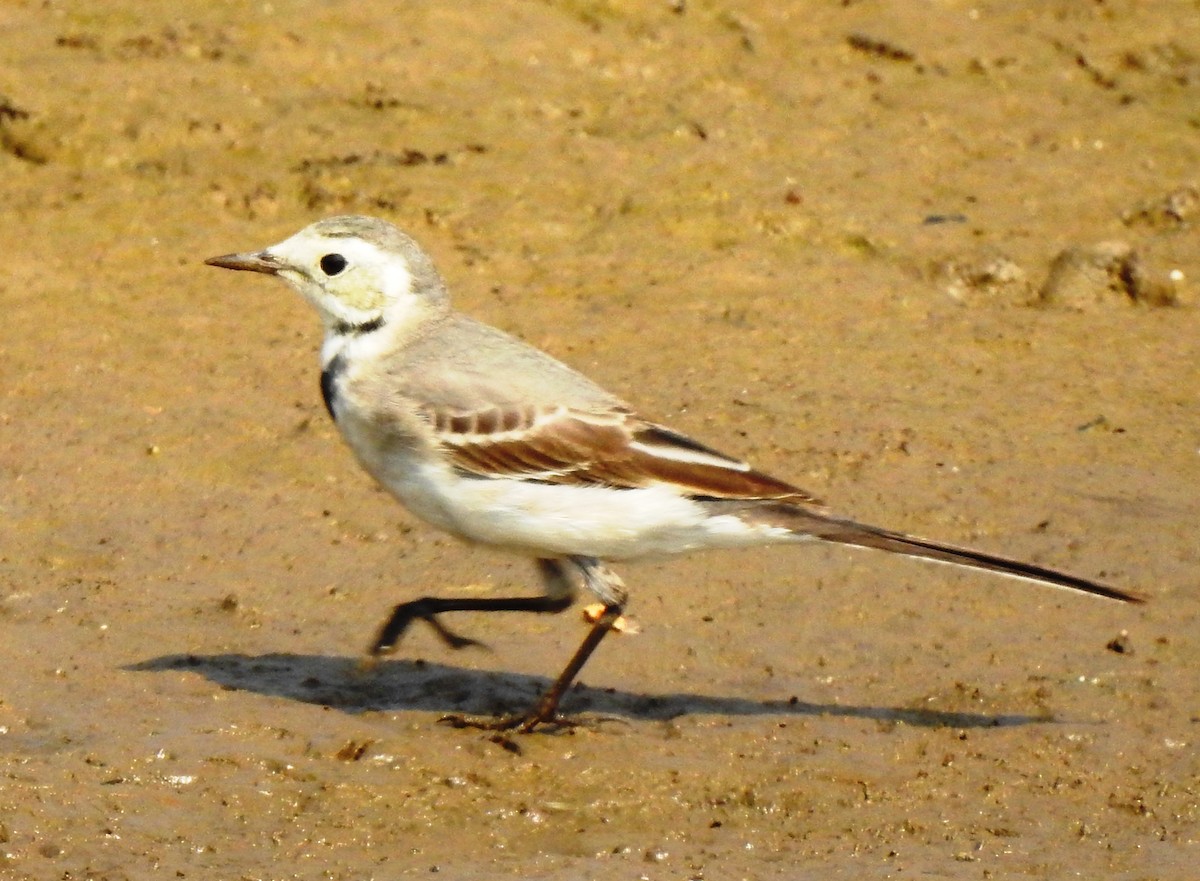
[421,403,820,503]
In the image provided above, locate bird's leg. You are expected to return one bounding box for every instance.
[443,557,629,733]
[369,558,577,655]
[515,600,623,732]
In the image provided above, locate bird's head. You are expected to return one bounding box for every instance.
[206,215,449,335]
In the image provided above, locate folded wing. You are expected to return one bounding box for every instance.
[422,402,821,504]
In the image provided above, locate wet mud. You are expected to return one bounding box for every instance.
[2,2,1197,878]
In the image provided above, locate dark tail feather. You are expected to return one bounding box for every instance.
[764,507,1145,603]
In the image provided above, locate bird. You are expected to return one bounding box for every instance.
[206,215,1144,732]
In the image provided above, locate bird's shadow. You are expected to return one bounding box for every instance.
[125,652,1055,729]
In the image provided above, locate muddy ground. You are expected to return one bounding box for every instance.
[2,1,1198,878]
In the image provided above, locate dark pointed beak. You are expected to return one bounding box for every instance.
[204,250,282,274]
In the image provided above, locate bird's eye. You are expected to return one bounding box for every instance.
[319,253,348,276]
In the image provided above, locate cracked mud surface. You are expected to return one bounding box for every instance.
[2,2,1197,878]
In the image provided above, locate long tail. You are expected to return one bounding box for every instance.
[753,504,1145,603]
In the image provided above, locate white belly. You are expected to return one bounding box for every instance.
[435,474,765,559]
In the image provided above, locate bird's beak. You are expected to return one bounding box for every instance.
[204,250,282,274]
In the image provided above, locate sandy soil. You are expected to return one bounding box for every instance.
[2,1,1198,878]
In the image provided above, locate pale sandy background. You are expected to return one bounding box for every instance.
[2,2,1198,878]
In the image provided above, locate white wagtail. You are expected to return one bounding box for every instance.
[206,215,1143,732]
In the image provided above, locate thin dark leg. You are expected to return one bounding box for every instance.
[369,558,575,654]
[517,602,622,731]
[440,602,623,733]
[442,557,629,733]
[371,593,574,653]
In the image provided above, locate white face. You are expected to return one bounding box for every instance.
[208,216,450,337]
[266,228,415,328]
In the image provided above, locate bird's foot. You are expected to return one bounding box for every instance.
[438,710,600,734]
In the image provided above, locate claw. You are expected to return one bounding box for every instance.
[438,712,588,733]
[370,607,488,655]
[423,615,488,650]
